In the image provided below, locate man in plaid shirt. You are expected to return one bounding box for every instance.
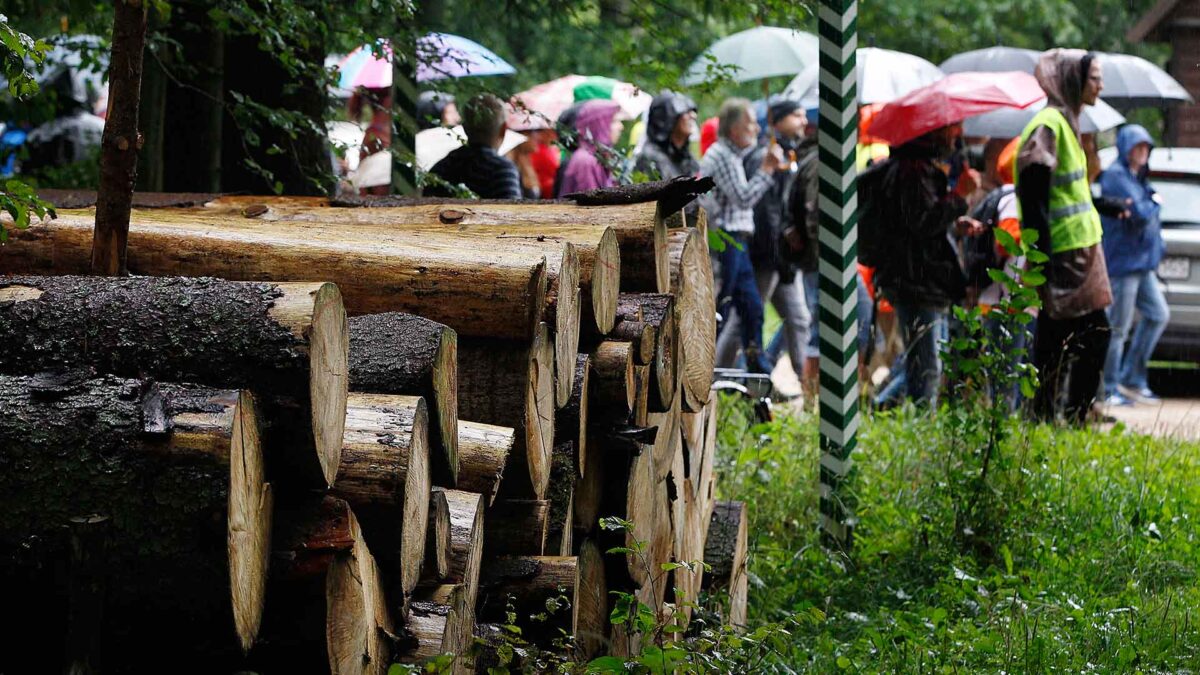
[700,98,785,373]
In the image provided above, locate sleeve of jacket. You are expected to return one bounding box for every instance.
[710,149,774,209]
[495,159,524,200]
[1016,125,1056,254]
[1101,167,1159,228]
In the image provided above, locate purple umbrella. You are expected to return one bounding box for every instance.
[337,33,515,90]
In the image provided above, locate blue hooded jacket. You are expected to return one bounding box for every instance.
[1100,124,1163,277]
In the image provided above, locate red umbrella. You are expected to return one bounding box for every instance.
[866,71,1043,146]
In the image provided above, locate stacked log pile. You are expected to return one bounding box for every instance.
[0,185,749,674]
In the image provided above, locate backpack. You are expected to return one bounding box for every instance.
[962,185,1014,288]
[855,158,893,268]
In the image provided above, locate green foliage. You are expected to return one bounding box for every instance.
[0,14,55,241]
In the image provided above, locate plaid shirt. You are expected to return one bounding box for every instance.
[699,138,774,234]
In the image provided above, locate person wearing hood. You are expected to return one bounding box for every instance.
[1099,124,1168,406]
[634,90,699,181]
[714,98,812,380]
[558,99,623,195]
[1015,49,1124,424]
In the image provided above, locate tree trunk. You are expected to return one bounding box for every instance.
[484,499,549,556]
[252,496,395,674]
[458,325,554,500]
[669,228,716,412]
[476,556,579,646]
[0,375,270,664]
[91,0,148,275]
[330,393,431,606]
[703,501,748,629]
[349,313,458,486]
[0,276,348,488]
[455,420,512,506]
[435,488,485,612]
[424,489,451,581]
[1,209,550,342]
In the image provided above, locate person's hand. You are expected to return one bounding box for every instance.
[955,215,986,237]
[953,168,981,197]
[761,144,785,174]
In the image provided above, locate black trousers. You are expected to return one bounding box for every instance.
[1032,309,1111,424]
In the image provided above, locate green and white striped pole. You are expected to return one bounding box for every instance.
[817,0,860,550]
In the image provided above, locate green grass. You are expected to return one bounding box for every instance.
[715,395,1200,672]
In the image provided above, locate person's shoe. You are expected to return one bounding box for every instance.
[1104,392,1135,407]
[1118,385,1162,404]
[744,343,773,375]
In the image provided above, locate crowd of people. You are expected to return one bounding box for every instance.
[398,48,1169,424]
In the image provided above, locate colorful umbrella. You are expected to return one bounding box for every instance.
[681,26,818,85]
[867,71,1044,146]
[336,34,514,90]
[784,47,944,105]
[510,75,651,129]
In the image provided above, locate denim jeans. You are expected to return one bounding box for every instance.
[1104,271,1169,394]
[716,235,768,371]
[718,269,811,376]
[891,303,948,405]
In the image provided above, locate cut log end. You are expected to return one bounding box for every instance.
[400,400,433,598]
[325,511,394,675]
[526,324,556,499]
[591,228,621,334]
[456,420,512,506]
[553,245,582,409]
[669,229,715,412]
[228,391,272,654]
[302,281,350,487]
[575,538,608,660]
[426,490,451,580]
[434,327,460,485]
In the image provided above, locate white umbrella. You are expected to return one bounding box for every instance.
[414,125,527,171]
[681,26,818,85]
[964,97,1126,138]
[783,47,944,105]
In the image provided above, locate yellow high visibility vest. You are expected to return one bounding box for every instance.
[1014,107,1102,254]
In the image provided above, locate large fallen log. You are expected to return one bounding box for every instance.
[348,313,458,485]
[0,375,271,660]
[0,275,347,487]
[703,500,749,629]
[458,324,554,499]
[476,556,579,646]
[252,496,394,674]
[1,209,550,342]
[330,393,431,604]
[668,228,716,412]
[455,420,512,506]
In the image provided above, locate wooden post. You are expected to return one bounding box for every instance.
[92,0,148,275]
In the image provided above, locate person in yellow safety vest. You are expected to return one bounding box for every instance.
[1014,50,1130,425]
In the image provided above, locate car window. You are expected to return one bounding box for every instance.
[1150,179,1200,227]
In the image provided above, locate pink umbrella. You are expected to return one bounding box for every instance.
[867,71,1044,146]
[509,74,651,130]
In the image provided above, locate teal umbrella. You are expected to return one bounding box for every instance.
[681,26,818,86]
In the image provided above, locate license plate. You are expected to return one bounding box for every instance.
[1159,257,1190,280]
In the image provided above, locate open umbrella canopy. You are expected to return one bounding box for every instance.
[964,97,1125,138]
[337,34,514,90]
[940,46,1040,76]
[783,47,943,105]
[681,26,817,85]
[867,71,1044,146]
[509,75,650,129]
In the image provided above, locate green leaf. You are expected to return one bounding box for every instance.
[586,656,626,673]
[994,227,1018,255]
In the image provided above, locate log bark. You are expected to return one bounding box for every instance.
[329,393,431,604]
[477,556,579,646]
[348,313,458,486]
[669,228,716,412]
[556,355,589,479]
[436,488,485,611]
[399,584,474,672]
[574,538,608,660]
[458,324,554,499]
[484,499,549,557]
[589,341,634,421]
[2,209,550,342]
[455,420,512,506]
[703,501,748,629]
[91,0,148,275]
[425,489,451,581]
[0,375,270,661]
[0,275,348,488]
[253,496,395,674]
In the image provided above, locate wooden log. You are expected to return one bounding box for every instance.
[477,556,579,646]
[437,488,485,611]
[455,420,512,506]
[703,501,749,629]
[572,432,606,538]
[485,499,549,556]
[253,496,395,674]
[348,313,459,485]
[672,478,706,623]
[574,538,609,660]
[0,275,347,488]
[556,355,589,479]
[545,442,576,557]
[399,584,475,672]
[1,209,550,341]
[425,489,451,581]
[330,393,431,603]
[648,396,682,480]
[632,364,651,427]
[668,228,716,412]
[622,293,678,412]
[458,324,554,499]
[589,341,634,421]
[0,375,270,660]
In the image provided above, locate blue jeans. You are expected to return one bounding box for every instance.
[892,303,948,405]
[1104,270,1169,394]
[717,235,768,370]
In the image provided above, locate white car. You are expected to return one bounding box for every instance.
[1098,146,1200,362]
